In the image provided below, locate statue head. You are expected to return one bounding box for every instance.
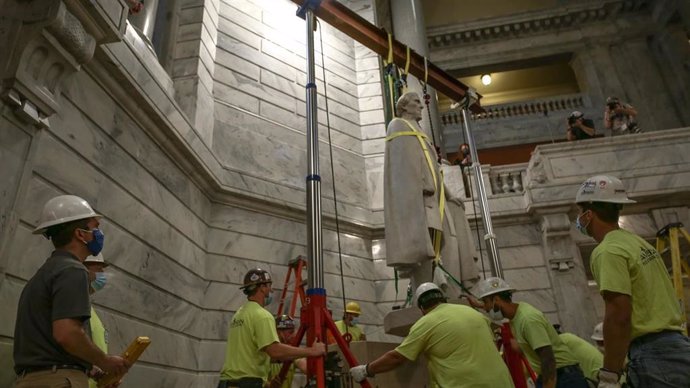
[396,91,423,122]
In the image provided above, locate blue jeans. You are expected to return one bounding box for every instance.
[536,365,589,388]
[627,331,690,388]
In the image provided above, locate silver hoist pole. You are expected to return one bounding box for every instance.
[458,91,503,278]
[303,6,324,290]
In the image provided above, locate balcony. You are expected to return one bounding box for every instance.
[454,127,690,219]
[441,93,596,150]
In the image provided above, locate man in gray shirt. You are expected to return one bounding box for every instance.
[13,195,129,388]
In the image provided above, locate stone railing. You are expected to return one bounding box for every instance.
[453,162,528,201]
[489,163,527,195]
[441,93,586,125]
[427,0,650,48]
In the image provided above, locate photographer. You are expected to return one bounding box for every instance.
[566,111,596,141]
[456,143,471,171]
[604,96,639,136]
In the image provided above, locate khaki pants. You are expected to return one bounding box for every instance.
[15,368,88,388]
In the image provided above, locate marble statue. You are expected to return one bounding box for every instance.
[384,92,479,293]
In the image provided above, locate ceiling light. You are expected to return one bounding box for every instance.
[480,74,492,86]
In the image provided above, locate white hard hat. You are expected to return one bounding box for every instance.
[33,195,101,235]
[591,322,604,341]
[84,253,109,267]
[414,282,442,307]
[575,175,636,205]
[473,277,515,300]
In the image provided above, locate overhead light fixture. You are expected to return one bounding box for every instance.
[480,74,492,86]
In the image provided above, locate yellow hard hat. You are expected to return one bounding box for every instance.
[345,301,361,315]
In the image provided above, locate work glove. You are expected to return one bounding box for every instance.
[597,369,621,388]
[350,364,371,382]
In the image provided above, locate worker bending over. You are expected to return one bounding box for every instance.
[554,326,603,383]
[474,277,588,388]
[218,268,325,388]
[350,283,514,387]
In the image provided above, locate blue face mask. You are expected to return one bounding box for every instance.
[351,317,360,326]
[265,293,273,306]
[82,229,105,256]
[91,272,107,291]
[575,211,591,236]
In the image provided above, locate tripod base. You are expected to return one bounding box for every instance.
[276,288,371,388]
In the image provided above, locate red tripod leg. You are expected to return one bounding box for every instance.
[275,323,308,383]
[323,308,372,388]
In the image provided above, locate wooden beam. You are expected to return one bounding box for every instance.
[291,0,483,113]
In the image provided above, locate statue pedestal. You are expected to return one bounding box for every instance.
[383,299,469,336]
[383,307,422,337]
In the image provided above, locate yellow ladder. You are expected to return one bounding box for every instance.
[656,222,690,334]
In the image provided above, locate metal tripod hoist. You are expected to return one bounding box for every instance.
[656,222,690,334]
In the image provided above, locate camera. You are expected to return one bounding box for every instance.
[607,102,619,110]
[568,117,578,126]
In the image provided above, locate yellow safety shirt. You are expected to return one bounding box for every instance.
[395,303,514,388]
[559,333,602,381]
[268,361,296,388]
[335,320,364,341]
[89,307,108,388]
[511,302,579,375]
[590,229,683,339]
[220,301,279,382]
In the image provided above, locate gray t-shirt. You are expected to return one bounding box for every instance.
[13,250,92,373]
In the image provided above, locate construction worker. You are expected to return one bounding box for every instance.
[350,283,515,387]
[218,268,326,388]
[591,323,604,352]
[83,253,115,388]
[331,301,366,342]
[13,195,129,388]
[574,175,690,387]
[557,330,603,383]
[267,315,307,388]
[474,277,588,388]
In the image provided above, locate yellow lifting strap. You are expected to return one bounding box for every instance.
[402,46,411,94]
[384,32,396,116]
[433,170,446,264]
[385,118,446,262]
[386,32,394,64]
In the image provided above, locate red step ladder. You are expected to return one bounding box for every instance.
[277,256,307,318]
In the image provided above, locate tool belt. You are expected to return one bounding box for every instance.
[217,377,263,388]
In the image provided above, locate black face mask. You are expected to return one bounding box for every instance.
[462,148,470,156]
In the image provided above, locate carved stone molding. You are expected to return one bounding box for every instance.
[0,0,126,127]
[427,0,651,48]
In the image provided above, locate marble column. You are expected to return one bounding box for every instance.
[648,29,690,127]
[540,212,596,339]
[390,0,444,154]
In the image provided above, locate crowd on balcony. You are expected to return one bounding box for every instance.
[566,97,639,142]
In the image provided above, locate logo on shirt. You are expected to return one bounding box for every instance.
[640,247,659,265]
[230,318,245,328]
